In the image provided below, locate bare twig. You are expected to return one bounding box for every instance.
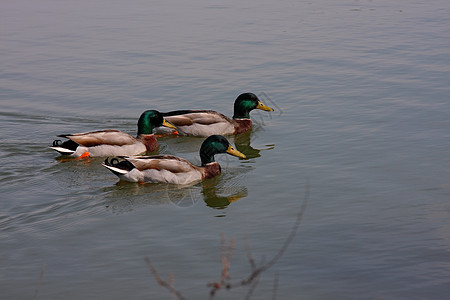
[221,233,235,283]
[208,234,235,299]
[245,238,257,271]
[148,182,310,300]
[244,273,260,300]
[144,257,186,300]
[209,182,310,298]
[244,182,308,285]
[271,273,279,300]
[33,263,46,300]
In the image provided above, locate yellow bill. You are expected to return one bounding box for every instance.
[226,145,246,159]
[162,118,177,129]
[257,101,274,112]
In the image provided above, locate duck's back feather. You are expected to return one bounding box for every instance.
[162,110,236,136]
[60,129,136,147]
[122,155,204,184]
[124,155,202,172]
[164,110,232,124]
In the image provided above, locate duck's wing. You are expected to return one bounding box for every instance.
[163,110,232,126]
[59,129,136,147]
[162,110,236,136]
[121,155,204,184]
[123,155,201,173]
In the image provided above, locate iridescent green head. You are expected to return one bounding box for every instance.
[137,110,176,135]
[232,93,274,119]
[200,135,246,166]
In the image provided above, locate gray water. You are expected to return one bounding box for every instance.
[1,0,449,299]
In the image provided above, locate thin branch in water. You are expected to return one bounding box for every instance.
[169,272,175,292]
[33,263,46,300]
[245,237,257,271]
[271,273,279,300]
[149,182,310,300]
[237,182,309,287]
[244,272,260,300]
[144,257,186,300]
[221,233,235,283]
[210,182,310,298]
[208,234,235,299]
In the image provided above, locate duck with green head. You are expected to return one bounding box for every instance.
[50,110,176,158]
[103,135,246,184]
[155,93,274,137]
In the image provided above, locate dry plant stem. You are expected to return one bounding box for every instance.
[237,183,309,287]
[208,235,235,299]
[33,263,46,300]
[210,183,310,298]
[245,238,257,271]
[244,274,260,300]
[271,273,279,300]
[221,233,235,284]
[146,182,309,300]
[145,257,186,300]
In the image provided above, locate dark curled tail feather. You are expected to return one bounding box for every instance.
[104,157,136,172]
[52,139,62,147]
[52,139,79,151]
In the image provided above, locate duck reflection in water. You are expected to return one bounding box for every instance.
[104,174,248,212]
[233,130,275,159]
[201,176,248,209]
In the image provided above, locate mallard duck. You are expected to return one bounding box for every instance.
[103,135,246,184]
[50,110,176,158]
[156,93,274,137]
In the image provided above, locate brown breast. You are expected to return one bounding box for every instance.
[233,119,252,134]
[203,162,221,179]
[139,134,158,152]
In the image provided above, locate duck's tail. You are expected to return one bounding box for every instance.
[103,157,135,176]
[49,139,78,155]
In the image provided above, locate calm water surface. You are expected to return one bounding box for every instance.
[1,0,449,299]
